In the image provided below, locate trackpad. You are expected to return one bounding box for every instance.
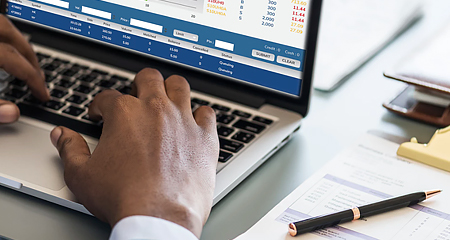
[0,121,93,191]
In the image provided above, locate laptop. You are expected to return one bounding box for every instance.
[0,0,322,214]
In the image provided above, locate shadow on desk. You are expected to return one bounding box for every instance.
[381,112,437,141]
[0,186,110,240]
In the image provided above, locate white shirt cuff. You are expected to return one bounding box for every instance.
[110,215,198,240]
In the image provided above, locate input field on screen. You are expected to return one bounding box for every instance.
[130,18,163,33]
[81,6,112,20]
[38,0,69,9]
[215,40,234,51]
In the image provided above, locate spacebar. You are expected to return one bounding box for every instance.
[17,103,102,139]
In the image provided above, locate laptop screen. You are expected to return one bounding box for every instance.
[6,0,312,96]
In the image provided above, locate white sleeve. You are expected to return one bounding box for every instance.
[110,215,199,240]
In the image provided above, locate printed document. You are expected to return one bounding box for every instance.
[236,134,450,240]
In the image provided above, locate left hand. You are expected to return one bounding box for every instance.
[0,14,50,124]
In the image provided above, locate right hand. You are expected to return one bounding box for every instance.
[50,69,219,238]
[0,14,50,124]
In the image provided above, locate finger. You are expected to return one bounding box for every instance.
[0,15,41,70]
[88,90,123,121]
[193,106,217,131]
[50,126,91,190]
[0,99,20,123]
[0,43,49,101]
[165,75,191,110]
[131,68,166,99]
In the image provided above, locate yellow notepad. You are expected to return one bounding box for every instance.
[398,126,450,172]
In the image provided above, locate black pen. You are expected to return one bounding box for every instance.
[288,190,442,237]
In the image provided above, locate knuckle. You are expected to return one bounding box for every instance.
[0,42,16,54]
[145,96,170,112]
[167,75,188,85]
[197,105,216,116]
[109,95,141,118]
[167,75,190,91]
[111,94,133,110]
[135,68,161,80]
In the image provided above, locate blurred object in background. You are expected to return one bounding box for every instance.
[313,0,423,91]
[383,22,450,127]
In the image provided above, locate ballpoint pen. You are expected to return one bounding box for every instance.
[288,190,442,237]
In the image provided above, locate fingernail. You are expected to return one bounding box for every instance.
[0,104,19,123]
[51,127,62,148]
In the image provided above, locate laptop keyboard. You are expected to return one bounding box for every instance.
[0,52,275,167]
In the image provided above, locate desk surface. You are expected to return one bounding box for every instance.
[1,1,450,239]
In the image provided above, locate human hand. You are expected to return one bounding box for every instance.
[50,68,219,238]
[0,15,50,123]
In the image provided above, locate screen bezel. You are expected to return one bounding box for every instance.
[0,0,322,117]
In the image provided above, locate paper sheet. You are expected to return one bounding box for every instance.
[313,0,422,91]
[236,134,450,240]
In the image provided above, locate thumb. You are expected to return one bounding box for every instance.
[51,127,91,188]
[0,99,20,123]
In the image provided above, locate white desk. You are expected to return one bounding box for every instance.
[1,1,449,239]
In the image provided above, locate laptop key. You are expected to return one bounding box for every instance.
[217,125,234,137]
[117,85,132,94]
[212,104,230,112]
[110,75,129,82]
[42,63,59,72]
[91,69,108,75]
[10,78,27,88]
[191,102,198,111]
[24,95,43,104]
[233,120,265,134]
[60,68,78,77]
[1,96,16,103]
[232,131,255,143]
[72,64,90,70]
[55,79,76,88]
[232,110,251,119]
[67,94,87,105]
[85,99,93,108]
[63,106,85,117]
[99,79,116,88]
[219,138,244,153]
[45,73,58,83]
[253,116,273,125]
[5,88,27,99]
[192,98,209,106]
[53,58,70,64]
[82,113,97,122]
[82,113,90,120]
[36,53,51,62]
[217,113,235,125]
[43,100,65,110]
[74,84,95,94]
[50,89,68,99]
[78,74,98,83]
[219,151,233,163]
